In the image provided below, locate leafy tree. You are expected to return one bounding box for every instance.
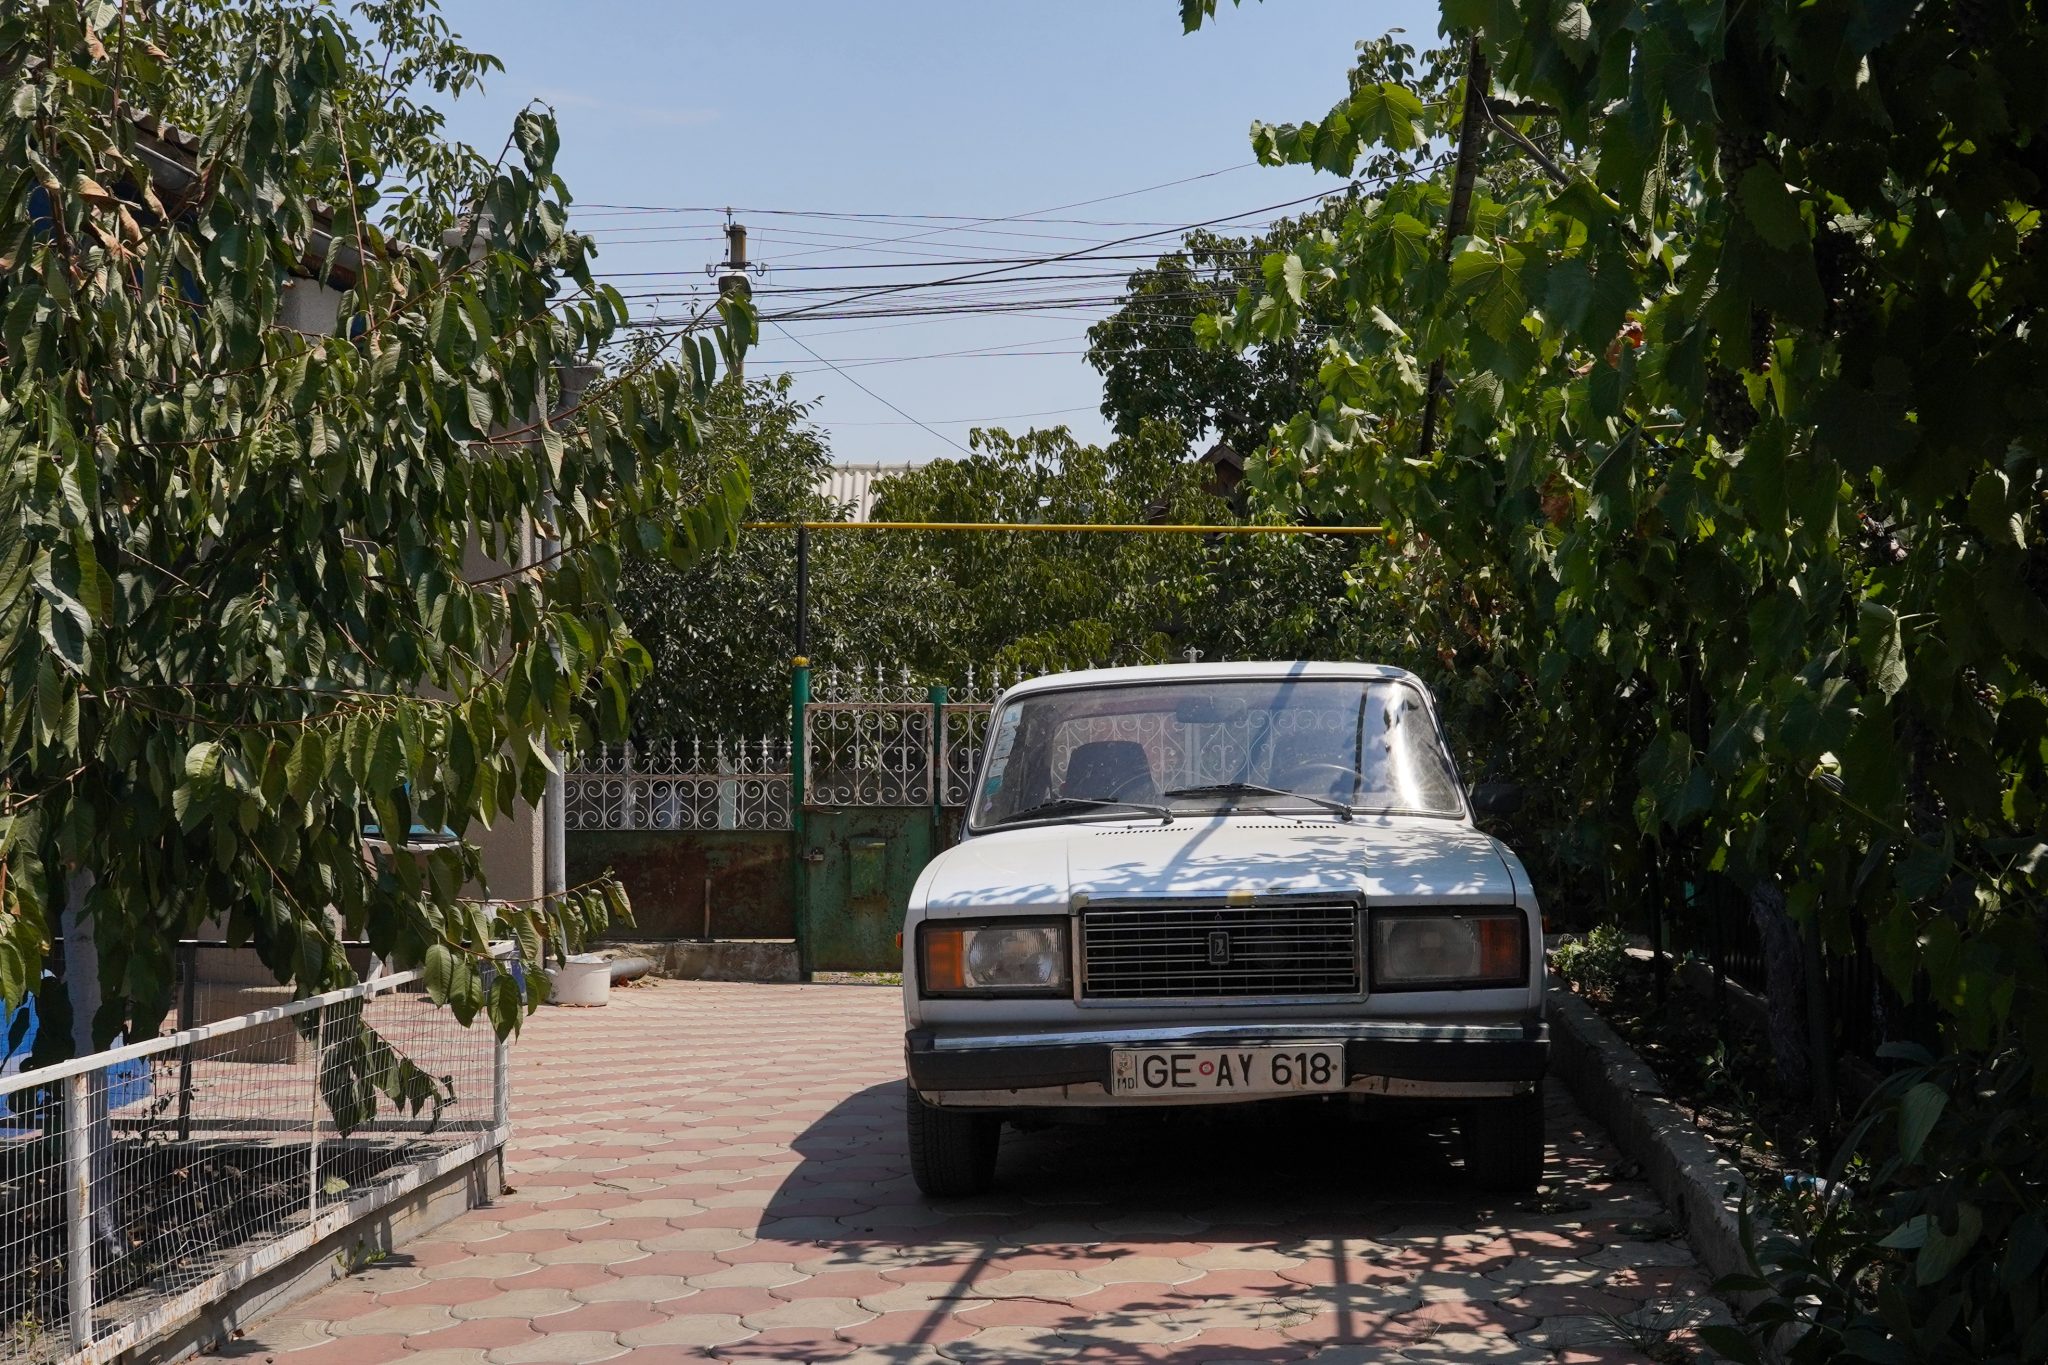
[615,374,839,742]
[812,424,1397,682]
[146,0,504,242]
[0,0,749,1050]
[1087,36,1455,453]
[1087,224,1329,453]
[1183,0,2048,1356]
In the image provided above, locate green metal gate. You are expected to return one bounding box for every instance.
[793,666,1002,972]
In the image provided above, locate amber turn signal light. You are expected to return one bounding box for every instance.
[1477,916,1522,981]
[922,927,965,993]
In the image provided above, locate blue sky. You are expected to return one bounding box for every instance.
[435,1,1438,463]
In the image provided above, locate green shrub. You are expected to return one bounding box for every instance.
[1703,1046,2048,1364]
[1551,923,1631,1001]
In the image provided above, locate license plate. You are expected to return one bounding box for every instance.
[1110,1045,1346,1096]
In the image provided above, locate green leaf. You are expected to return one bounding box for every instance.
[1917,1202,1982,1285]
[1346,81,1424,154]
[368,719,405,796]
[1879,1214,1933,1250]
[1544,257,1594,332]
[488,969,522,1039]
[1448,240,1529,342]
[2000,1213,2047,1290]
[1738,165,1806,250]
[1894,842,1950,900]
[1858,602,1907,698]
[422,942,454,1004]
[1968,470,2024,549]
[1552,1,1595,63]
[0,940,23,1014]
[288,729,326,805]
[185,740,224,786]
[1634,730,1707,826]
[1896,1081,1947,1164]
[466,382,494,435]
[446,952,481,1027]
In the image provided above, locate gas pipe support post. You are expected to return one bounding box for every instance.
[929,684,948,853]
[791,524,813,978]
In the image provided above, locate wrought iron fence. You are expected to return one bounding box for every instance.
[561,664,1053,826]
[1667,872,1939,1063]
[805,703,933,807]
[565,738,793,832]
[804,663,1036,811]
[938,704,993,808]
[0,971,504,1365]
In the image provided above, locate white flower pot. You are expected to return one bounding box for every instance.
[546,953,611,1007]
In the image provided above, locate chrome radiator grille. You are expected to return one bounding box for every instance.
[1079,899,1362,1000]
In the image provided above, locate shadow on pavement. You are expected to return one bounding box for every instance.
[747,1081,1497,1362]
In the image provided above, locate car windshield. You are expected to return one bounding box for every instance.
[969,676,1464,828]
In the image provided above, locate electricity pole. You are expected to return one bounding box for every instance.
[717,214,750,381]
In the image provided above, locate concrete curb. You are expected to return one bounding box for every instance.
[1547,985,1761,1286]
[595,938,800,983]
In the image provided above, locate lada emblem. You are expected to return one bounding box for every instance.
[1206,930,1232,966]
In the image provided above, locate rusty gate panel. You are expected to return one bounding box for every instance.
[568,829,796,939]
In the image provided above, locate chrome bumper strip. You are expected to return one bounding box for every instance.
[924,1019,1537,1052]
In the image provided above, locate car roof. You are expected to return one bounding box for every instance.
[1001,660,1422,701]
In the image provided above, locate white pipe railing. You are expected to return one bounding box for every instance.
[0,968,508,1365]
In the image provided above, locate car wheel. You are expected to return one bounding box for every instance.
[1462,1084,1545,1192]
[906,1084,1001,1197]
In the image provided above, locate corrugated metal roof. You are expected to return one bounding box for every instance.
[818,462,922,521]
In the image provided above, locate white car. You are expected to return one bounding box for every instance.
[900,661,1546,1196]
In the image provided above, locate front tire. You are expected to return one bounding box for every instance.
[906,1085,1000,1197]
[1462,1084,1545,1192]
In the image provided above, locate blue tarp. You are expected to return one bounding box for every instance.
[2,984,152,1125]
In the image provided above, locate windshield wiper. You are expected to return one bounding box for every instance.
[997,795,1174,826]
[1161,782,1354,822]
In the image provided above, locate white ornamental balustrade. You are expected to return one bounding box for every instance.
[563,665,1075,824]
[564,737,793,832]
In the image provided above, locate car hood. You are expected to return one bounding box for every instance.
[918,815,1520,913]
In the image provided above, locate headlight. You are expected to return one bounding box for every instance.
[921,921,1069,995]
[1371,911,1526,990]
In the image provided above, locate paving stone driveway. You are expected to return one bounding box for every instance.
[229,979,1722,1365]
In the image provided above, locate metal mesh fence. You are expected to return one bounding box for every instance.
[0,971,503,1365]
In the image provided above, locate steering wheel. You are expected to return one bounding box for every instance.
[1099,772,1157,802]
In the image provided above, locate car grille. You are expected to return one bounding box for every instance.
[1079,899,1362,1000]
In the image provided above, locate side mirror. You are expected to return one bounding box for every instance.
[1470,781,1524,817]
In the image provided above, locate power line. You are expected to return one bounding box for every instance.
[825,403,1099,427]
[592,250,1248,278]
[767,320,972,455]
[761,164,1265,265]
[756,167,1431,327]
[574,162,1254,239]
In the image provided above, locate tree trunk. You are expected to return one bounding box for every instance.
[59,870,119,1255]
[1749,880,1812,1096]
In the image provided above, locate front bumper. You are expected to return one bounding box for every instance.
[904,1018,1547,1106]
